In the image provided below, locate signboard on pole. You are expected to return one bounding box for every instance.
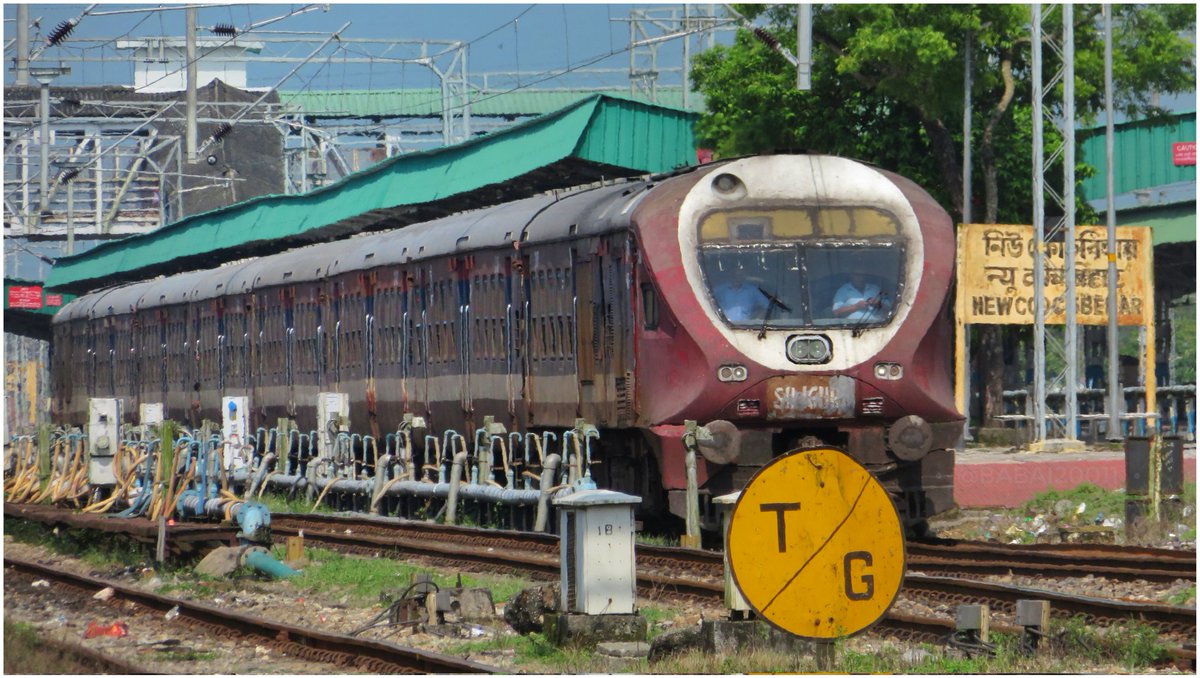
[957,224,1152,326]
[726,447,905,639]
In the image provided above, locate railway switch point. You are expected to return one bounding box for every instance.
[1015,599,1051,654]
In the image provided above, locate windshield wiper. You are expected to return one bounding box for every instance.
[755,285,792,340]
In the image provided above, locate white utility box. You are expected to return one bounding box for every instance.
[316,392,350,460]
[139,402,164,429]
[88,398,123,486]
[554,489,641,615]
[221,396,250,469]
[713,491,751,614]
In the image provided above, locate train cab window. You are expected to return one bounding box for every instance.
[697,207,904,330]
[640,283,659,330]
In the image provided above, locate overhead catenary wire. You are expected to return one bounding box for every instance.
[6,5,340,216]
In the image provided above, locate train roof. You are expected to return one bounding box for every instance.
[54,177,654,322]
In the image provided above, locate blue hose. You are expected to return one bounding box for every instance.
[242,549,299,578]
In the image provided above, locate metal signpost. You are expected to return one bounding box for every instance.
[726,447,905,641]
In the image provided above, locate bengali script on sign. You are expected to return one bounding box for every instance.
[957,224,1151,326]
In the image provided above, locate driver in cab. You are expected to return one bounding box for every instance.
[714,277,768,323]
[832,271,891,323]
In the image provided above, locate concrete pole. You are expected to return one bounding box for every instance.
[1063,4,1079,440]
[36,79,50,234]
[1103,5,1123,440]
[15,4,30,86]
[1031,5,1047,441]
[682,4,690,109]
[796,4,812,90]
[66,178,75,255]
[961,29,973,443]
[186,7,198,164]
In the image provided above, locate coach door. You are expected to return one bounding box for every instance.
[526,245,576,426]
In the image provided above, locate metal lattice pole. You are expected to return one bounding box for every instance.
[1030,3,1079,441]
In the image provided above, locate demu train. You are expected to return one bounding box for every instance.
[52,154,962,531]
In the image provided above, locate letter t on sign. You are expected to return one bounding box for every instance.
[760,502,801,552]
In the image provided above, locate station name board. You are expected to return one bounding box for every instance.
[957,224,1151,326]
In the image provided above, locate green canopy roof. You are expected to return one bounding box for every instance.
[282,87,705,117]
[46,94,697,294]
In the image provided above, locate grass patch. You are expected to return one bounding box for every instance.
[638,605,676,640]
[285,547,530,606]
[1165,584,1195,606]
[1053,616,1168,671]
[257,491,337,515]
[4,517,152,570]
[4,619,106,674]
[1021,482,1126,522]
[635,532,678,547]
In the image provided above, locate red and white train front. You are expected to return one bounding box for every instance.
[631,155,962,529]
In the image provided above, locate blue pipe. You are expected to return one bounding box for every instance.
[242,548,298,578]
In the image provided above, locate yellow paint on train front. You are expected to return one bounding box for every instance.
[727,447,905,640]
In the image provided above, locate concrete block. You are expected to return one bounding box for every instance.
[976,427,1031,447]
[543,612,647,647]
[596,641,650,658]
[443,588,495,623]
[1061,526,1117,544]
[195,546,242,578]
[648,626,703,663]
[700,619,813,655]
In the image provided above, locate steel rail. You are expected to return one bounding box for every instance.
[903,574,1195,636]
[4,555,496,674]
[912,537,1196,565]
[272,512,1197,582]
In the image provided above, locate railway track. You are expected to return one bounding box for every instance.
[908,538,1196,583]
[3,555,495,674]
[6,505,1195,649]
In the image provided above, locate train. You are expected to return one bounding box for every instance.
[51,153,962,532]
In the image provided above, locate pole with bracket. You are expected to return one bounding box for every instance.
[681,420,713,549]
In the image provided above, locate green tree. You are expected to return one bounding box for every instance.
[692,4,1194,423]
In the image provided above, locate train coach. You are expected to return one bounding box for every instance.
[51,153,962,532]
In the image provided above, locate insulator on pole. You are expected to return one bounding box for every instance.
[46,19,77,46]
[211,122,234,143]
[752,27,780,50]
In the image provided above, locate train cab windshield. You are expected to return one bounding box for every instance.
[697,207,905,330]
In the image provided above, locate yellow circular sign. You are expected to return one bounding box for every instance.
[727,447,905,639]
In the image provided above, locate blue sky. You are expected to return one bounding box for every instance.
[4,4,728,91]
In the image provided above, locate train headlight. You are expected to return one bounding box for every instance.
[717,364,748,382]
[785,335,831,365]
[874,362,903,380]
